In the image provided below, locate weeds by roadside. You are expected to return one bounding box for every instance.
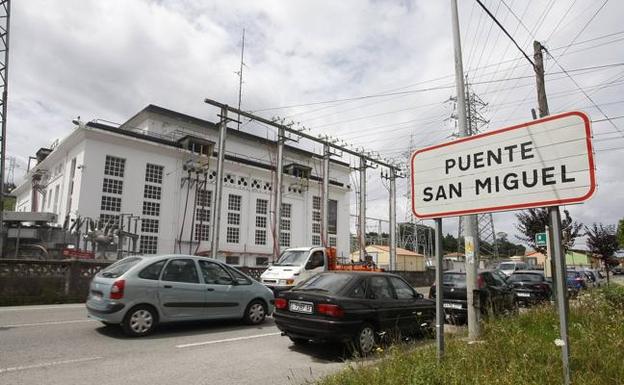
[318,287,624,385]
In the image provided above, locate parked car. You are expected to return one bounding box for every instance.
[429,270,516,324]
[508,270,551,306]
[497,261,528,277]
[86,255,274,336]
[566,270,587,296]
[580,269,605,287]
[613,265,624,275]
[273,271,435,356]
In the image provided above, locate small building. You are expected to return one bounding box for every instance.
[350,245,425,271]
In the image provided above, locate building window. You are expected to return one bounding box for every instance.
[227,212,240,226]
[256,257,269,266]
[225,256,240,265]
[53,185,60,214]
[139,235,158,254]
[329,199,338,235]
[99,213,119,227]
[101,196,121,212]
[228,194,241,211]
[145,164,164,184]
[103,178,123,195]
[255,198,268,246]
[141,218,159,233]
[256,199,268,215]
[280,203,291,247]
[255,229,266,245]
[312,196,321,246]
[143,201,160,216]
[226,227,239,243]
[196,208,210,222]
[194,224,210,241]
[226,194,241,244]
[197,190,212,207]
[144,185,162,200]
[329,236,337,247]
[280,232,291,247]
[104,155,125,177]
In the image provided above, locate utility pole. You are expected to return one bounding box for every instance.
[451,0,480,340]
[381,168,398,270]
[358,157,367,260]
[322,143,330,247]
[273,126,285,260]
[210,107,228,259]
[534,39,570,385]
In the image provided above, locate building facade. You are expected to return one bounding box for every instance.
[13,105,352,266]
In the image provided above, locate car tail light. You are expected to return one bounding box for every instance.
[477,275,485,289]
[274,298,288,310]
[316,303,344,318]
[110,280,125,300]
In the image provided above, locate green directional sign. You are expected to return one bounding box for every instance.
[535,232,547,247]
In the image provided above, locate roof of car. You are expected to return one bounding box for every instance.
[512,270,544,275]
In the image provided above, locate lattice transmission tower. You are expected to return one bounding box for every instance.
[0,0,10,255]
[447,76,499,259]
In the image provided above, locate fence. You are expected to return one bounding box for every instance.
[0,259,436,306]
[0,259,112,306]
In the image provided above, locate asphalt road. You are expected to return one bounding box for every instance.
[0,304,353,385]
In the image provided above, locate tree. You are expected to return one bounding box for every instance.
[515,208,582,253]
[585,223,619,285]
[617,218,624,249]
[442,233,458,254]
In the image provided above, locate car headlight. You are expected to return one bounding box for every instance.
[278,279,295,285]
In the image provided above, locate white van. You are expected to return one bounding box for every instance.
[497,261,528,277]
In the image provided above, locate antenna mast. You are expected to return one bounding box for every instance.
[236,28,245,130]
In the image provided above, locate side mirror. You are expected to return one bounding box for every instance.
[415,293,424,299]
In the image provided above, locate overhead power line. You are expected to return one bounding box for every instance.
[475,0,535,68]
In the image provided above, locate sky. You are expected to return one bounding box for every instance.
[7,0,624,251]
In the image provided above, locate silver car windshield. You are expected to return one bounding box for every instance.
[274,250,309,266]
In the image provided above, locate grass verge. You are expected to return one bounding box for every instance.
[318,286,624,385]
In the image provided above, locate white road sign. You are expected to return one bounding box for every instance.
[410,111,595,219]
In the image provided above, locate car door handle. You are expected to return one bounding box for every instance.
[206,288,214,291]
[164,285,172,289]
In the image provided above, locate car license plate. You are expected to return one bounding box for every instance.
[443,302,462,309]
[91,291,103,300]
[289,300,313,314]
[517,292,531,298]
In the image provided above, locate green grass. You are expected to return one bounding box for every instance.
[318,286,624,385]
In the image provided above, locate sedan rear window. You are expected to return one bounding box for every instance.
[509,273,543,282]
[293,273,353,294]
[443,273,466,287]
[100,257,142,278]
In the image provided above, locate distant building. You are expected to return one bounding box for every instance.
[12,105,351,265]
[350,245,426,271]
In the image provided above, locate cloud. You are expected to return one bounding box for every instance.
[7,0,624,248]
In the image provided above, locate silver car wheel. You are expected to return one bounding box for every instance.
[130,309,153,334]
[248,303,265,324]
[358,326,375,355]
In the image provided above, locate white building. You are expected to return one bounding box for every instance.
[12,105,352,266]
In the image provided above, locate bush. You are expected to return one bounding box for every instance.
[318,289,624,385]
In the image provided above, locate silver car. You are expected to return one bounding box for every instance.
[86,255,274,336]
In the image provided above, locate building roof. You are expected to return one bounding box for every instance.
[350,244,424,257]
[124,104,351,168]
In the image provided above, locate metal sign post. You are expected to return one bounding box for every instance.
[434,217,444,360]
[550,207,571,385]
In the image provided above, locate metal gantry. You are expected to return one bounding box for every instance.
[203,98,403,264]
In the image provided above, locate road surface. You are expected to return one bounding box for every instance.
[0,304,350,385]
